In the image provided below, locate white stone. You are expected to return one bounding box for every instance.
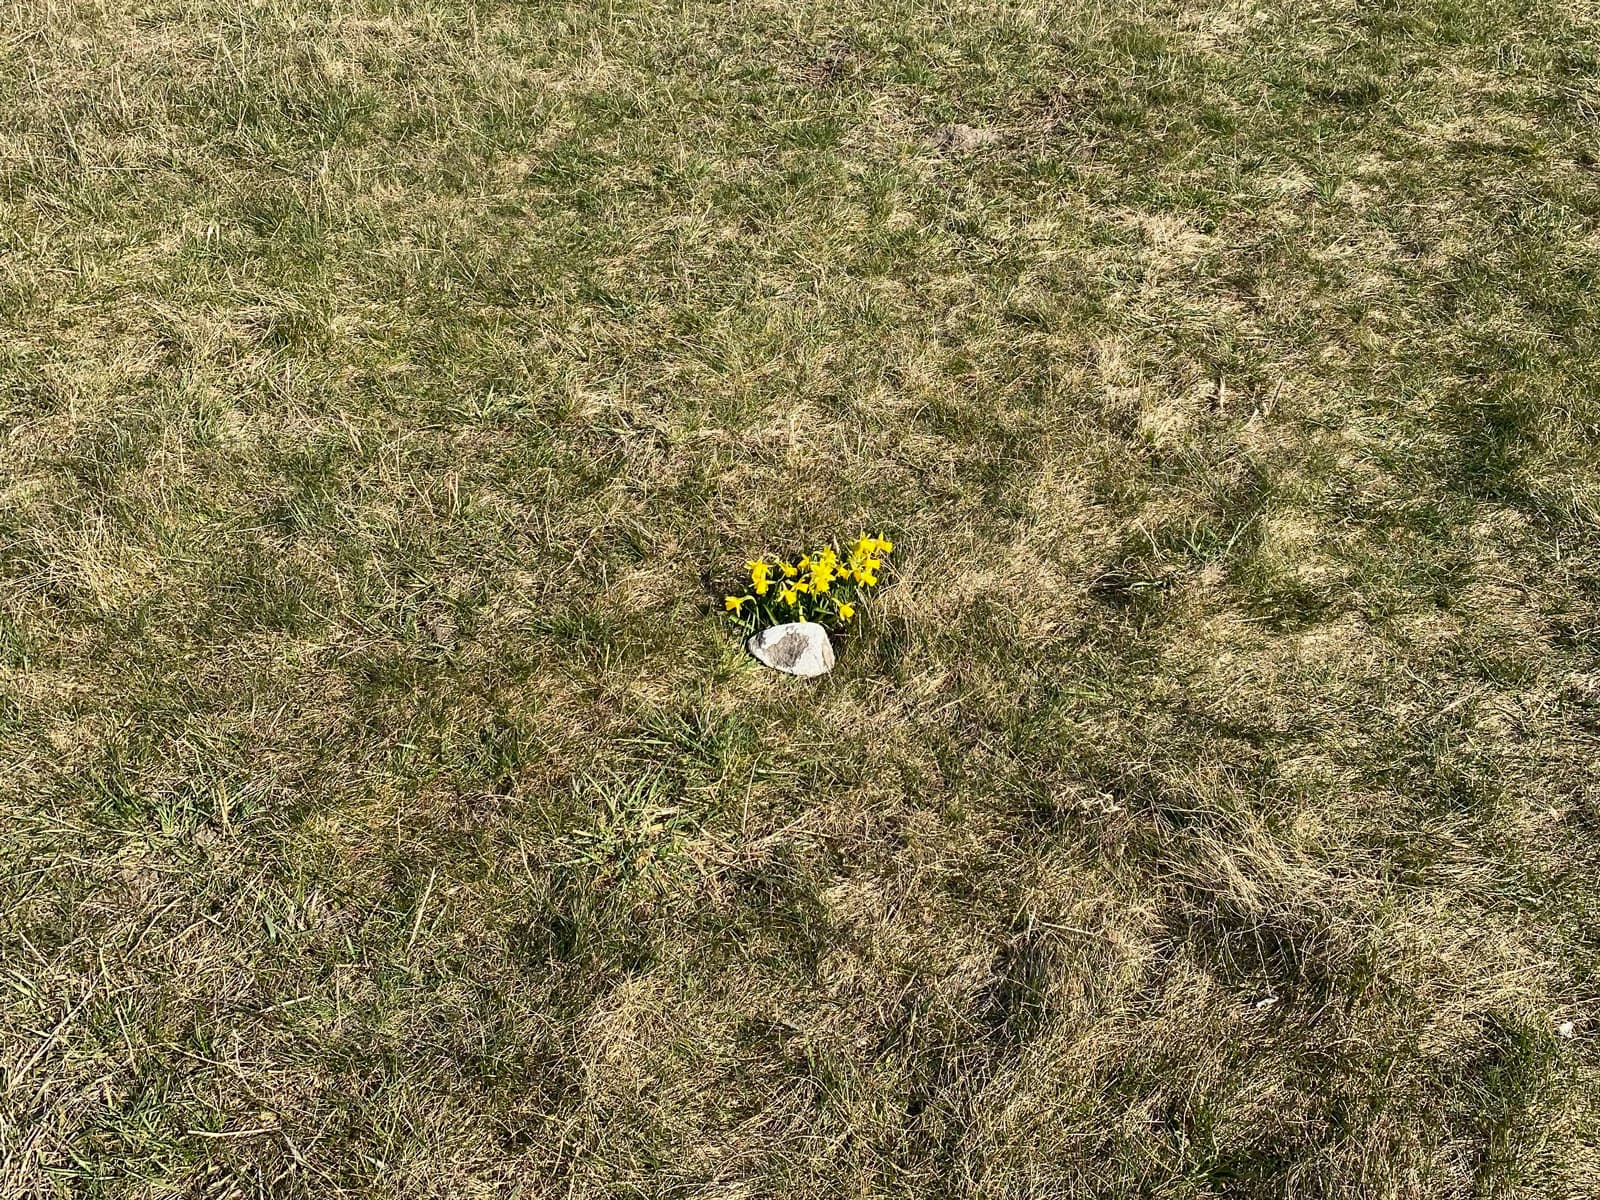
[747,622,835,677]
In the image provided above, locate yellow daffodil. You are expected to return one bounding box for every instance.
[728,536,891,631]
[747,561,771,596]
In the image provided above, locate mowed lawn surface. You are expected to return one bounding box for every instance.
[4,1,1600,1195]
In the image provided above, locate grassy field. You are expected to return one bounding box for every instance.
[4,0,1600,1195]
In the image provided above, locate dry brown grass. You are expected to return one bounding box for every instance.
[3,0,1599,1196]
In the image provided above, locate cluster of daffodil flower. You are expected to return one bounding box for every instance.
[725,534,894,631]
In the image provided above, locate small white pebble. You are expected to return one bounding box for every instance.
[1557,1020,1576,1039]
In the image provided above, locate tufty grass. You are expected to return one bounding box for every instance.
[2,0,1600,1196]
